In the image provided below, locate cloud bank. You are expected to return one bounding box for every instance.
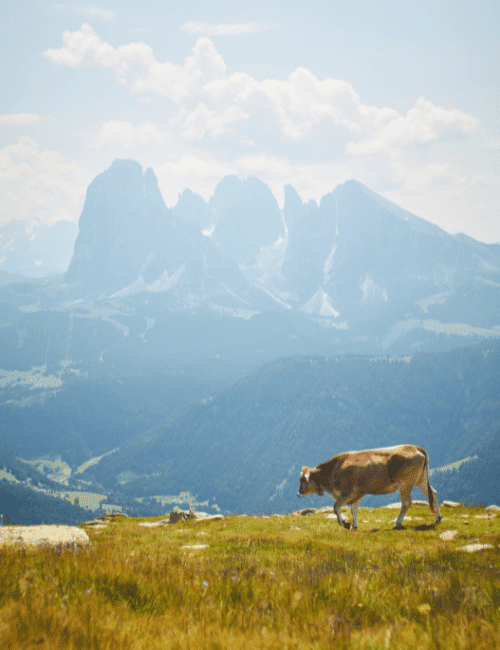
[43,24,478,155]
[0,137,91,226]
[35,24,499,241]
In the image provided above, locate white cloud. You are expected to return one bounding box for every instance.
[52,4,114,20]
[93,121,171,148]
[43,25,226,103]
[0,137,91,226]
[43,23,119,67]
[180,103,249,140]
[44,27,478,156]
[0,114,44,125]
[347,97,480,155]
[181,22,269,36]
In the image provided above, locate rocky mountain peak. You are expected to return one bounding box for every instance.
[65,160,174,296]
[208,175,285,267]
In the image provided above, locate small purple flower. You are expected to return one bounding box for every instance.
[232,576,237,582]
[202,581,209,588]
[85,589,91,595]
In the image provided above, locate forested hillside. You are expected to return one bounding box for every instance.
[0,361,240,465]
[431,427,500,506]
[83,340,500,514]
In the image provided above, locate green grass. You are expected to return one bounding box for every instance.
[1,505,500,649]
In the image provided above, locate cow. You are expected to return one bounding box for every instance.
[298,444,442,530]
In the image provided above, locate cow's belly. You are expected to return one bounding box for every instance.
[368,482,399,496]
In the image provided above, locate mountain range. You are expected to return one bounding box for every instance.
[65,160,500,342]
[2,158,500,373]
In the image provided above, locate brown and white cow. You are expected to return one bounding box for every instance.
[298,444,442,530]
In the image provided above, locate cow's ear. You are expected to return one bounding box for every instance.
[302,466,309,473]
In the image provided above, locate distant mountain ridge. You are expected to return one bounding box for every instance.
[2,158,500,371]
[0,218,77,278]
[64,160,277,312]
[61,160,500,355]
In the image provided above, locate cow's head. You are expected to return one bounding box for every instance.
[298,466,324,497]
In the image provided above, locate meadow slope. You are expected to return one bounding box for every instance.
[1,504,500,649]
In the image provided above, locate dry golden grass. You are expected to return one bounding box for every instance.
[1,505,499,649]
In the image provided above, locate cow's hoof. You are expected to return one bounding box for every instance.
[342,521,351,530]
[436,516,442,525]
[393,524,405,530]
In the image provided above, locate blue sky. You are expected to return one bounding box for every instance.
[1,0,499,242]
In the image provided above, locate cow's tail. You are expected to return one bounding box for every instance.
[422,448,435,513]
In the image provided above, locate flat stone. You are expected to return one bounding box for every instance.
[169,507,224,524]
[458,543,495,553]
[0,525,91,549]
[439,530,458,541]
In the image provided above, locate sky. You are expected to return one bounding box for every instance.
[1,0,499,243]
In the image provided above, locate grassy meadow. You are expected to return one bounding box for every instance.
[1,504,500,649]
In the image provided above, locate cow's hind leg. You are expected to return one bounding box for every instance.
[416,475,442,525]
[350,500,360,530]
[394,486,412,529]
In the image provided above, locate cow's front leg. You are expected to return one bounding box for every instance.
[333,494,354,529]
[350,500,360,530]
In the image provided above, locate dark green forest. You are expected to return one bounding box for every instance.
[83,340,500,514]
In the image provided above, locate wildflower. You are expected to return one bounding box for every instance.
[202,581,209,588]
[417,603,431,615]
[85,589,91,595]
[232,576,237,582]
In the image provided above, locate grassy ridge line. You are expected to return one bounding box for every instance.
[2,505,499,650]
